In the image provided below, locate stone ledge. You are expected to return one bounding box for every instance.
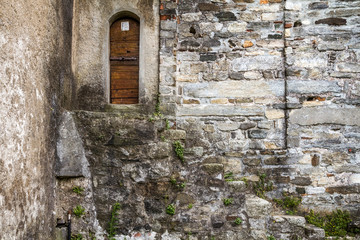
[289,108,360,126]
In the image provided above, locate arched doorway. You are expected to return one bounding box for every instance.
[110,17,140,104]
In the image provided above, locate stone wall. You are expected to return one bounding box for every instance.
[1,0,360,239]
[159,0,360,212]
[0,1,73,239]
[54,0,360,239]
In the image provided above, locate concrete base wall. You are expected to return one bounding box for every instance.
[0,1,73,239]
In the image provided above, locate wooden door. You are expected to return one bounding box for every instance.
[110,18,140,104]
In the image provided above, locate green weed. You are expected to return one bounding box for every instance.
[223,198,233,206]
[173,141,184,162]
[234,217,242,225]
[72,186,84,195]
[73,205,85,218]
[305,209,353,237]
[71,234,83,240]
[108,203,121,239]
[166,204,176,215]
[274,193,302,215]
[253,173,273,199]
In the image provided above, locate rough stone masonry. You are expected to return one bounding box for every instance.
[1,0,360,239]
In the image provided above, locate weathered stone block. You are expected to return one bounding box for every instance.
[264,156,287,165]
[178,105,264,116]
[309,2,328,10]
[245,196,272,218]
[315,18,347,26]
[248,130,268,139]
[289,108,360,126]
[291,177,312,186]
[56,112,90,178]
[215,12,236,21]
[148,142,172,159]
[228,22,247,32]
[198,3,220,11]
[162,130,186,140]
[304,224,326,239]
[202,163,224,174]
[200,53,217,62]
[243,157,261,166]
[335,63,360,73]
[227,181,247,192]
[265,110,284,120]
[217,122,240,131]
[240,122,257,130]
[183,81,284,98]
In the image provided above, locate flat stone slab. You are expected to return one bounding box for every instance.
[289,108,360,126]
[56,111,90,178]
[178,105,264,116]
[183,80,284,98]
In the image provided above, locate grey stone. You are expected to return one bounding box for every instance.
[227,181,247,192]
[309,2,328,10]
[232,56,282,71]
[245,196,272,218]
[202,163,224,174]
[335,63,360,73]
[291,177,312,186]
[198,3,220,11]
[304,224,326,239]
[217,122,240,131]
[240,122,257,130]
[162,130,187,140]
[183,81,284,98]
[288,80,341,94]
[200,53,217,62]
[215,12,236,21]
[248,130,267,139]
[56,111,90,178]
[315,18,347,26]
[243,158,261,166]
[148,142,172,159]
[264,156,287,165]
[177,105,264,116]
[289,108,360,126]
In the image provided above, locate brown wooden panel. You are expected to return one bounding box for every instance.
[111,81,139,90]
[112,98,138,104]
[110,60,139,66]
[111,89,139,98]
[110,17,139,104]
[111,72,139,81]
[110,42,139,58]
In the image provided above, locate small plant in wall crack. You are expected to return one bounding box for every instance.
[223,198,233,206]
[72,186,84,195]
[166,204,176,215]
[234,217,242,225]
[71,233,83,240]
[173,141,184,162]
[108,203,121,239]
[253,173,273,199]
[274,193,301,215]
[169,177,186,190]
[73,205,85,218]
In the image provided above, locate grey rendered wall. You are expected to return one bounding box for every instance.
[0,1,73,239]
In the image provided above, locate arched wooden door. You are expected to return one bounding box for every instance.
[110,18,140,104]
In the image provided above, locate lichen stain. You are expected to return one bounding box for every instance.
[137,0,154,23]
